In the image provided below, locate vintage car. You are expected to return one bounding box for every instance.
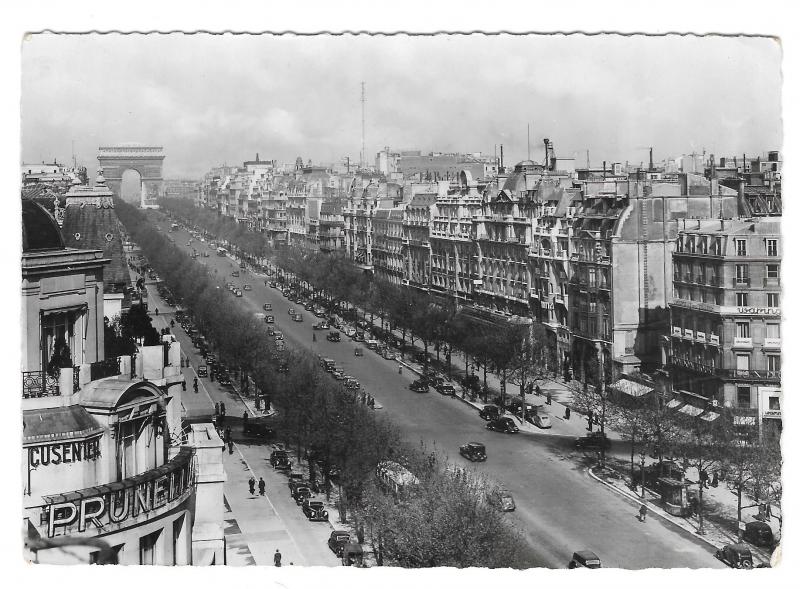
[288,308,296,316]
[479,405,501,421]
[568,550,602,569]
[487,488,516,512]
[243,417,275,440]
[197,364,208,378]
[269,281,278,288]
[327,531,351,556]
[216,371,231,386]
[354,346,364,357]
[342,326,357,337]
[243,284,252,291]
[381,349,396,360]
[459,442,487,462]
[231,270,239,277]
[270,449,292,470]
[274,331,284,341]
[344,378,360,390]
[409,380,429,393]
[267,326,275,336]
[532,413,552,429]
[715,543,754,569]
[326,331,341,342]
[575,432,612,450]
[292,486,313,505]
[263,303,272,311]
[292,313,304,322]
[266,315,275,324]
[313,321,330,330]
[743,521,775,548]
[435,383,456,396]
[288,475,311,494]
[302,500,329,522]
[486,416,519,434]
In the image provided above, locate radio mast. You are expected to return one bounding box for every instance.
[360,81,366,169]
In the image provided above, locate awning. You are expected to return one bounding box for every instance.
[678,404,704,417]
[699,411,719,421]
[612,379,653,397]
[666,399,683,409]
[734,415,757,426]
[23,405,104,445]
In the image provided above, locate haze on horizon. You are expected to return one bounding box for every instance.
[21,33,782,179]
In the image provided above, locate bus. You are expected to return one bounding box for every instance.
[217,247,227,257]
[376,460,419,498]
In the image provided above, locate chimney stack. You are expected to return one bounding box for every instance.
[649,147,654,172]
[500,144,505,173]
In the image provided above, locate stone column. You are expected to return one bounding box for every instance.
[189,424,226,565]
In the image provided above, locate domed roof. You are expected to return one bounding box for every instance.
[22,199,65,252]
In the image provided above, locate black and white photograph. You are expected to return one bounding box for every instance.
[7,3,795,580]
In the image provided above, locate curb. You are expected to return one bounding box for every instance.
[587,466,723,552]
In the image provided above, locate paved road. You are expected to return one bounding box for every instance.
[151,217,724,569]
[139,270,340,567]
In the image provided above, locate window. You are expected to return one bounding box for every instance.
[736,292,748,306]
[139,531,161,565]
[767,293,779,308]
[700,237,708,254]
[689,237,696,253]
[588,267,597,287]
[735,322,750,338]
[768,396,781,411]
[735,239,747,256]
[676,238,684,252]
[736,354,750,372]
[735,264,749,285]
[766,323,780,339]
[766,239,778,256]
[737,386,751,408]
[766,264,779,280]
[767,355,781,372]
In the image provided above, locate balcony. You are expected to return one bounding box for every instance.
[732,337,753,349]
[89,357,121,381]
[763,276,781,287]
[668,356,717,376]
[763,337,781,349]
[717,368,781,382]
[22,371,60,399]
[733,277,751,287]
[709,334,720,345]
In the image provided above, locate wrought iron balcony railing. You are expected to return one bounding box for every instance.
[22,371,60,399]
[90,357,121,381]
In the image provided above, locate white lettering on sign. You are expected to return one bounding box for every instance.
[44,450,193,538]
[720,306,781,316]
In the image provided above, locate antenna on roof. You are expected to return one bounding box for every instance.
[527,124,531,160]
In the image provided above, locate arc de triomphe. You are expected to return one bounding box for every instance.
[97,145,165,208]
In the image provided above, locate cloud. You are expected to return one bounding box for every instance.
[21,33,781,178]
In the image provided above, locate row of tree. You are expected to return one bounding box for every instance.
[117,199,536,568]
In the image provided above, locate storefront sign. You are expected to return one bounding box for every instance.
[720,306,781,317]
[28,437,101,468]
[43,449,193,538]
[759,387,782,421]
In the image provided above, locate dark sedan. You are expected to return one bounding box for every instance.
[486,417,519,434]
[459,442,487,462]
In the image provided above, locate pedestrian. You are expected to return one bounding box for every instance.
[259,477,266,496]
[249,477,256,495]
[218,413,225,427]
[565,406,571,420]
[535,384,542,397]
[224,426,231,444]
[700,470,709,489]
[220,402,226,416]
[639,503,648,522]
[182,379,186,392]
[155,308,159,316]
[214,402,220,415]
[398,366,402,374]
[546,391,552,405]
[193,378,198,394]
[711,471,719,488]
[228,439,234,454]
[274,549,282,567]
[242,412,249,431]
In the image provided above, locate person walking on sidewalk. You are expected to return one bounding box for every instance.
[224,426,231,444]
[546,391,552,405]
[193,377,198,394]
[535,384,542,397]
[639,504,648,522]
[228,439,234,454]
[587,410,594,431]
[182,379,186,392]
[259,477,266,496]
[565,406,571,420]
[274,549,282,567]
[248,477,256,495]
[242,412,249,432]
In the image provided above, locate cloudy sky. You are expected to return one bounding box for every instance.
[21,33,782,178]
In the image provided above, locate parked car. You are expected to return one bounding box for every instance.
[197,364,208,377]
[332,370,347,381]
[243,417,275,440]
[269,281,277,288]
[231,271,239,277]
[263,303,272,311]
[532,414,552,429]
[479,405,501,421]
[743,521,775,548]
[234,289,243,297]
[267,326,275,336]
[459,442,487,462]
[487,488,516,512]
[313,321,330,330]
[326,331,341,342]
[288,476,311,495]
[302,500,329,522]
[274,331,284,341]
[292,486,313,505]
[288,308,295,316]
[381,349,396,360]
[293,313,303,322]
[435,383,455,396]
[217,372,231,386]
[575,432,611,450]
[266,315,275,324]
[341,543,364,567]
[409,380,429,393]
[342,326,356,337]
[486,416,519,434]
[243,284,252,291]
[715,543,754,569]
[568,550,602,569]
[328,531,351,557]
[270,449,291,470]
